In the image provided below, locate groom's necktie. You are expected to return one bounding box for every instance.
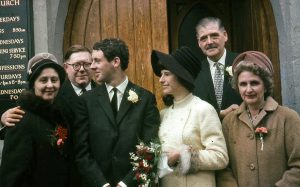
[214,62,223,110]
[111,88,118,117]
[79,88,86,96]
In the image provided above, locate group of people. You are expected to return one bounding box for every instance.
[0,17,299,187]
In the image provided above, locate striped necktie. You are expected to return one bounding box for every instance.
[214,62,223,110]
[79,88,86,96]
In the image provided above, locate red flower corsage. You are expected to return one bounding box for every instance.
[50,125,68,151]
[255,127,268,151]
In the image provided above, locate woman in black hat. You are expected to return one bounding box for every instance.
[0,53,71,187]
[151,47,228,187]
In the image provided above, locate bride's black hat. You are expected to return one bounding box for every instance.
[151,46,201,86]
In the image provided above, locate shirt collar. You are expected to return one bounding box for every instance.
[207,49,227,68]
[71,82,92,96]
[105,76,129,95]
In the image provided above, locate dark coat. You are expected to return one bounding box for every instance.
[193,51,242,113]
[56,79,98,125]
[0,91,71,187]
[74,81,160,187]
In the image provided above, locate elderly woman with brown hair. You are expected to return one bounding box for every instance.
[151,47,228,187]
[218,51,300,187]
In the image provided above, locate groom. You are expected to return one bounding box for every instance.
[74,38,160,187]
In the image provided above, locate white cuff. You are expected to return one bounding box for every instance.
[118,181,127,187]
[158,153,173,178]
[0,124,6,132]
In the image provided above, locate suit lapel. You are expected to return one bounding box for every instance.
[116,82,134,124]
[91,80,98,89]
[202,60,218,108]
[96,85,116,124]
[222,52,238,109]
[224,52,233,67]
[202,60,215,95]
[60,79,78,99]
[222,53,231,103]
[239,112,254,130]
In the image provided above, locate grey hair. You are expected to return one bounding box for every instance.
[195,17,225,38]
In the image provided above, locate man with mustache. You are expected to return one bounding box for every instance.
[193,17,242,118]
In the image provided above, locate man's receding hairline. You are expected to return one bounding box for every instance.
[197,21,225,31]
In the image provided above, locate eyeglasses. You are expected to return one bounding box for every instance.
[66,63,92,71]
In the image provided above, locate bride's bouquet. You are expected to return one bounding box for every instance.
[129,139,161,187]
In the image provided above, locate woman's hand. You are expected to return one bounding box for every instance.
[165,150,180,167]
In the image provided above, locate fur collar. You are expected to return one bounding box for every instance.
[17,90,65,125]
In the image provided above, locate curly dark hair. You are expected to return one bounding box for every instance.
[231,63,273,99]
[92,38,129,70]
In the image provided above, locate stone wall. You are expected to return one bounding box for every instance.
[33,0,68,64]
[271,0,300,113]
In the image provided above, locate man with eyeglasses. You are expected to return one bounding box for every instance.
[1,45,98,135]
[57,45,97,187]
[55,44,98,122]
[63,45,97,96]
[1,45,97,126]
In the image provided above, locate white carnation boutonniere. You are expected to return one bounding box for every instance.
[127,89,139,103]
[225,66,233,77]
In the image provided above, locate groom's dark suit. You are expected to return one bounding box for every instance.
[194,51,242,113]
[74,81,160,187]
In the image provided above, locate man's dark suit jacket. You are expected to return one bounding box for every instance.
[74,81,160,187]
[56,79,98,125]
[194,51,242,113]
[55,79,97,187]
